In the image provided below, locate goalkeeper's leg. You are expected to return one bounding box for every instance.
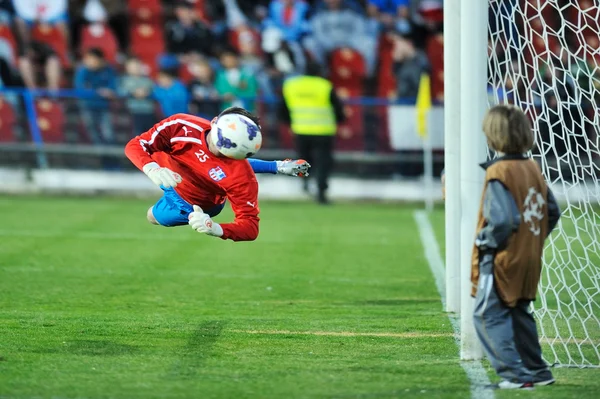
[147,188,225,227]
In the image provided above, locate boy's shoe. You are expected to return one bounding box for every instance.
[487,380,535,390]
[534,378,556,386]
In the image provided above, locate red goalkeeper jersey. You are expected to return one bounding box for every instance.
[124,113,259,241]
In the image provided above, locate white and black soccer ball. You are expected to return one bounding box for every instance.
[210,114,262,160]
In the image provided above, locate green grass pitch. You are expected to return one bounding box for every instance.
[0,196,599,399]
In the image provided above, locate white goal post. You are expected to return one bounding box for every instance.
[446,0,600,367]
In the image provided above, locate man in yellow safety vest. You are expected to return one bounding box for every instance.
[280,62,345,204]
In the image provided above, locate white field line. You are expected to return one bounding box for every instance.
[229,329,454,338]
[0,229,393,246]
[414,211,494,399]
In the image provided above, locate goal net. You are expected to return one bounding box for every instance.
[487,0,600,367]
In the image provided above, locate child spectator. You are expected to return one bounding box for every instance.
[237,29,275,96]
[471,104,560,390]
[215,50,258,112]
[74,48,116,144]
[119,57,156,135]
[391,31,429,99]
[165,1,215,66]
[153,68,189,117]
[187,59,221,118]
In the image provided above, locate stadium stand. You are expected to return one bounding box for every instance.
[0,97,17,142]
[0,0,447,159]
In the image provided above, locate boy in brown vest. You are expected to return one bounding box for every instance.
[471,105,561,389]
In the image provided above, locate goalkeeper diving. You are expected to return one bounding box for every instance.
[124,107,310,241]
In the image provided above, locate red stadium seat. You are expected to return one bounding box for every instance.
[0,98,17,142]
[584,34,600,62]
[128,0,162,24]
[377,35,397,99]
[418,2,443,23]
[523,0,556,22]
[0,24,17,62]
[426,34,444,102]
[329,48,366,93]
[31,23,70,66]
[129,23,165,77]
[563,1,600,61]
[179,63,194,84]
[192,0,211,24]
[35,99,65,143]
[336,104,364,151]
[332,87,364,151]
[229,27,261,54]
[80,23,119,64]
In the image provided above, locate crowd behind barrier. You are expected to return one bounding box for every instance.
[1,0,597,181]
[0,88,446,178]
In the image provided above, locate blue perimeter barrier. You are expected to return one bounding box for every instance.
[0,87,433,168]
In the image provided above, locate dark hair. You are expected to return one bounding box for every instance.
[86,47,105,59]
[175,0,194,9]
[218,106,260,128]
[219,49,238,59]
[125,55,140,63]
[158,68,177,78]
[305,60,322,77]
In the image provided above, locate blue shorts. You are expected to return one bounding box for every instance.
[152,187,225,227]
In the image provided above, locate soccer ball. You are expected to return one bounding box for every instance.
[210,114,263,160]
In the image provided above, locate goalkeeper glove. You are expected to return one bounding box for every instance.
[276,159,311,177]
[188,205,224,237]
[143,162,182,188]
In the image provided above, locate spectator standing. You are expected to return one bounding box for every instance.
[153,68,189,117]
[303,0,377,76]
[188,58,221,118]
[264,0,309,43]
[119,57,156,135]
[215,50,258,112]
[262,27,300,79]
[263,0,309,72]
[13,0,69,90]
[391,32,429,99]
[280,62,346,204]
[165,1,215,65]
[0,0,17,73]
[74,48,117,144]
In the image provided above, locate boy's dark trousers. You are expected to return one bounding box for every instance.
[473,256,554,383]
[295,134,334,200]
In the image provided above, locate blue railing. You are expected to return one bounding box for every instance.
[0,87,426,169]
